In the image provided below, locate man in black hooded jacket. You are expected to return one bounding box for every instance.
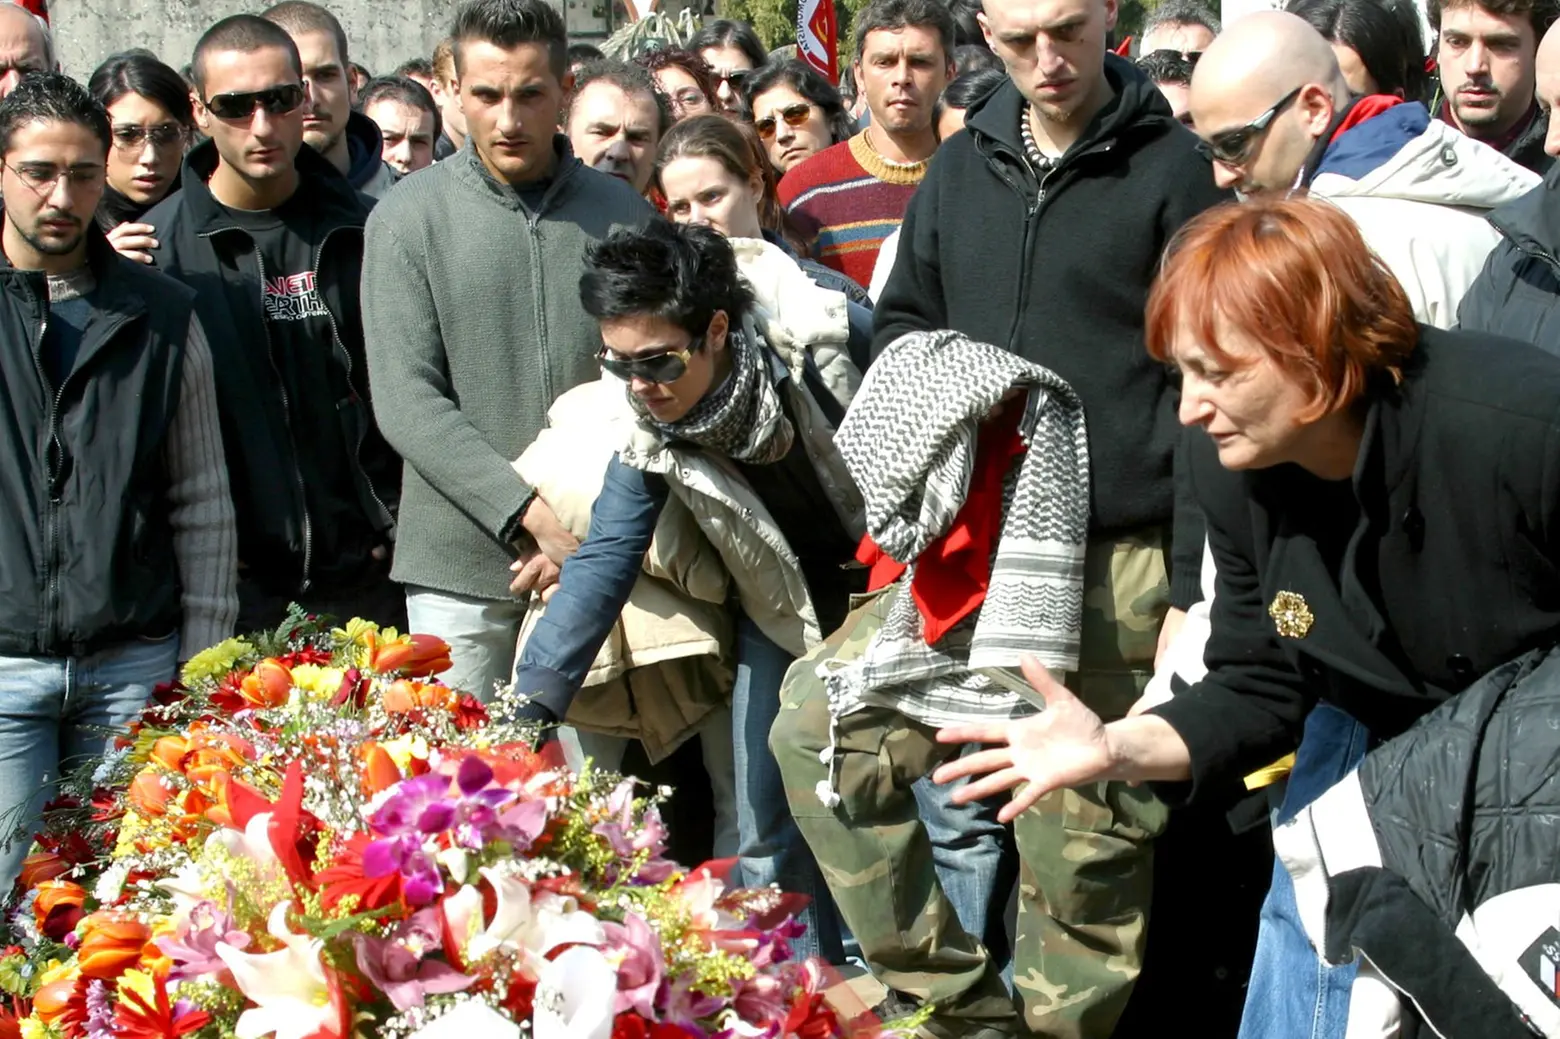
[775,0,1229,1035]
[144,14,402,633]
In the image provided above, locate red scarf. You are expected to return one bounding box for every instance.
[856,399,1027,645]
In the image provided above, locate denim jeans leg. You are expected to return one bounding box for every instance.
[0,655,68,891]
[65,637,179,764]
[913,747,1017,977]
[558,728,630,773]
[405,587,527,702]
[1238,705,1371,1039]
[731,615,844,964]
[697,704,741,859]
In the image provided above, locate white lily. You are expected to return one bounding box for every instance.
[215,902,338,1039]
[533,945,616,1039]
[463,867,604,968]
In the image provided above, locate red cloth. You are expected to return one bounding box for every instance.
[1331,94,1405,143]
[855,400,1027,645]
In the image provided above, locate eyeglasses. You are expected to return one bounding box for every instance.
[4,162,104,192]
[111,123,187,152]
[200,83,307,121]
[598,336,701,384]
[668,87,710,112]
[1195,86,1303,166]
[755,103,814,140]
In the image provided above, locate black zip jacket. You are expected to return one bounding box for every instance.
[1457,162,1560,348]
[873,56,1231,605]
[0,229,197,655]
[144,139,398,596]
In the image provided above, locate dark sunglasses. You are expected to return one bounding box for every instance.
[754,103,813,140]
[716,68,753,89]
[1195,85,1303,166]
[201,83,306,121]
[599,336,702,384]
[1142,48,1202,67]
[111,123,186,151]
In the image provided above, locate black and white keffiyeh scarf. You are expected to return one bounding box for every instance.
[632,326,794,464]
[815,331,1090,800]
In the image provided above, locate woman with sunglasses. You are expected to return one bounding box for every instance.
[689,19,768,115]
[655,114,872,319]
[88,51,191,261]
[513,219,863,964]
[636,48,719,123]
[743,59,854,175]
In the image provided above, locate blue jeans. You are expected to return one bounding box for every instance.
[915,753,1017,975]
[0,636,180,889]
[1238,705,1372,1039]
[732,615,846,963]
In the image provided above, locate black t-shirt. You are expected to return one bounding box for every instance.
[221,196,378,583]
[736,393,863,634]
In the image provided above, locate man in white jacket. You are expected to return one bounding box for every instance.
[1185,10,1537,327]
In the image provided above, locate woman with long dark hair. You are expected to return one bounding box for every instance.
[689,19,768,114]
[742,59,853,175]
[88,51,192,258]
[1286,0,1429,101]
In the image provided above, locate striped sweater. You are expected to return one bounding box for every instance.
[777,130,927,290]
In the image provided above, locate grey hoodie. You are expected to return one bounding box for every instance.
[361,136,651,601]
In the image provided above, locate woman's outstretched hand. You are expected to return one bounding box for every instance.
[933,656,1118,823]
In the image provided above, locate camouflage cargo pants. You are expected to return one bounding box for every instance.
[771,529,1171,1039]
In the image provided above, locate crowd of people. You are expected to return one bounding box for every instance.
[7,0,1560,1034]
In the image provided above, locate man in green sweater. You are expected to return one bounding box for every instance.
[361,0,650,699]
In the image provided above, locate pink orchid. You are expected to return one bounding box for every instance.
[601,912,663,1017]
[353,908,474,1011]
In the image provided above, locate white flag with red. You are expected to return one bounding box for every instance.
[796,0,839,83]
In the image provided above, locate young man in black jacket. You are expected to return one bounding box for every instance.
[773,0,1228,1035]
[0,74,237,889]
[145,14,402,633]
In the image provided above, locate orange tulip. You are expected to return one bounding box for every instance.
[238,658,293,708]
[127,768,174,818]
[149,735,189,773]
[76,911,152,979]
[362,743,403,795]
[18,850,70,891]
[33,977,81,1025]
[182,731,251,785]
[33,880,87,936]
[381,678,453,714]
[370,633,453,677]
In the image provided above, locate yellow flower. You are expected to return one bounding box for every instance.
[116,968,157,1006]
[37,958,77,987]
[113,810,149,858]
[180,637,255,685]
[19,1015,49,1039]
[287,665,347,702]
[380,733,430,773]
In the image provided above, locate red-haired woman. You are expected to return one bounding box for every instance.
[935,196,1560,1037]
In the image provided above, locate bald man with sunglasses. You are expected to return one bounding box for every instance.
[144,14,404,634]
[1189,10,1536,325]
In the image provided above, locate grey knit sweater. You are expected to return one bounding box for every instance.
[362,138,651,601]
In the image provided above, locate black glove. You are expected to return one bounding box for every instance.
[510,696,560,746]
